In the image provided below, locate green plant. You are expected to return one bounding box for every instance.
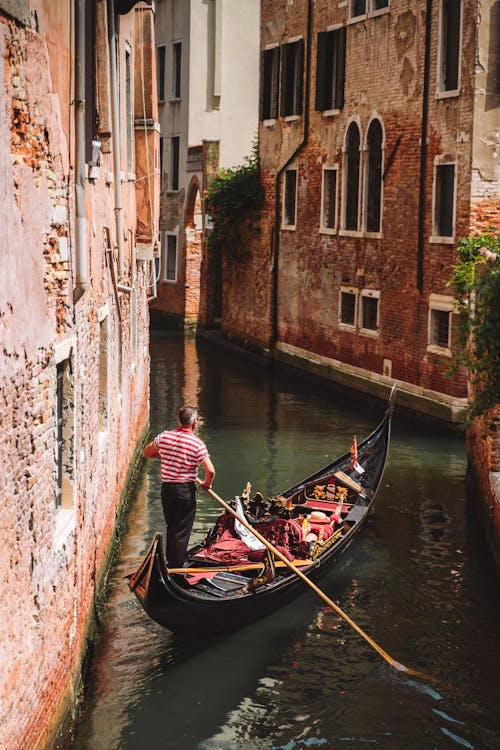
[448,230,500,425]
[204,142,264,253]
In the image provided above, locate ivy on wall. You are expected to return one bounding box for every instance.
[204,143,264,254]
[448,230,500,425]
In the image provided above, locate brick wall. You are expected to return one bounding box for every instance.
[0,6,153,749]
[218,0,483,406]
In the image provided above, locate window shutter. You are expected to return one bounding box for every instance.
[280,43,289,116]
[260,50,270,120]
[315,32,328,111]
[272,46,281,119]
[296,38,304,116]
[334,27,346,110]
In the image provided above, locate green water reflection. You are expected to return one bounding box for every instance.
[69,332,500,750]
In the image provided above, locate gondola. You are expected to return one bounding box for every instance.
[127,385,396,635]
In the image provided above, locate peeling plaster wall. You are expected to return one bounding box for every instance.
[0,5,152,749]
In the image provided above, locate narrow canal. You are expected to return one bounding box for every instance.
[70,331,500,750]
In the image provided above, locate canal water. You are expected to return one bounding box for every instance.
[69,332,500,750]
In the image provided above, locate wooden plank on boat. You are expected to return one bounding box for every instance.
[334,471,365,494]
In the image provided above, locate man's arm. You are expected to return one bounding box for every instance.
[143,441,161,459]
[199,456,215,490]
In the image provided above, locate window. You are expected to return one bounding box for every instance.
[438,0,461,94]
[315,27,346,113]
[130,290,137,371]
[157,44,166,102]
[98,317,108,432]
[430,309,451,348]
[55,357,74,510]
[163,232,178,281]
[350,0,367,17]
[282,168,297,228]
[343,122,361,231]
[260,45,280,120]
[428,295,454,353]
[349,0,388,18]
[321,167,338,231]
[159,136,164,189]
[172,41,182,99]
[170,136,180,191]
[125,47,134,173]
[339,287,357,327]
[433,162,455,238]
[359,290,380,333]
[281,39,304,117]
[84,0,97,163]
[364,119,383,233]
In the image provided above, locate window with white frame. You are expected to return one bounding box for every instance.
[172,41,182,99]
[163,232,178,281]
[359,290,380,333]
[428,295,454,353]
[433,162,456,238]
[321,166,338,231]
[55,355,75,510]
[364,118,383,233]
[339,287,357,327]
[170,136,180,191]
[283,168,298,228]
[437,0,461,94]
[281,38,304,117]
[98,316,108,432]
[343,122,361,231]
[350,0,367,17]
[260,45,280,121]
[157,44,166,102]
[130,289,137,371]
[350,0,389,18]
[315,27,346,113]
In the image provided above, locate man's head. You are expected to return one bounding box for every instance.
[178,405,198,427]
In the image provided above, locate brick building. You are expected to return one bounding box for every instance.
[217,0,499,423]
[0,2,159,748]
[151,0,260,329]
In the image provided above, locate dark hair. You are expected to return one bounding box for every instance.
[178,405,198,426]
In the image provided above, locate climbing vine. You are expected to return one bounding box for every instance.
[448,230,500,425]
[204,142,264,254]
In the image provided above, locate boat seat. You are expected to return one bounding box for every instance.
[344,504,369,523]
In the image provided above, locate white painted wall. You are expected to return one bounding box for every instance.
[187,0,260,168]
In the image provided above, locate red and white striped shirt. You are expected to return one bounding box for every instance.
[154,427,209,483]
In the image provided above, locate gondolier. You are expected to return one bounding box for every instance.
[142,405,215,567]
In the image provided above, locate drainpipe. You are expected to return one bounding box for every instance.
[271,0,313,348]
[107,0,126,281]
[74,0,87,303]
[417,0,432,293]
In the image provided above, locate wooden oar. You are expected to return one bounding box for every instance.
[168,559,312,575]
[199,482,428,680]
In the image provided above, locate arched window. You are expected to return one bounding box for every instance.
[343,122,361,231]
[365,119,383,233]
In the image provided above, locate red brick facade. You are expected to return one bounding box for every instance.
[0,4,159,748]
[216,0,499,423]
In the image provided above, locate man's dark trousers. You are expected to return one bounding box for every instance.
[161,481,197,567]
